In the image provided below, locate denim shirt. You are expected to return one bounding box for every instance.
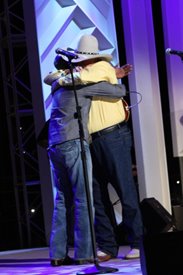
[49,82,126,146]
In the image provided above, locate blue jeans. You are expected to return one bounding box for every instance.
[48,139,93,260]
[90,124,143,256]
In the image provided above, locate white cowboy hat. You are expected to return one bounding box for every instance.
[63,34,113,63]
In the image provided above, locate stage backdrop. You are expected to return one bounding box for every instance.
[30,0,174,210]
[34,0,119,121]
[162,0,183,158]
[23,0,183,240]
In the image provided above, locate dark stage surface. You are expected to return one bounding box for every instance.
[0,246,142,275]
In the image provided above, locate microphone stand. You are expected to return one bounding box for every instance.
[66,56,118,275]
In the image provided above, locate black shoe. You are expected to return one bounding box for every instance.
[50,256,74,266]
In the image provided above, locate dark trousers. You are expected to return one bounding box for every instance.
[90,124,143,256]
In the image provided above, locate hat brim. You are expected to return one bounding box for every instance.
[62,53,113,63]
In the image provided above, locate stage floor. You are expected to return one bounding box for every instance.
[0,246,142,275]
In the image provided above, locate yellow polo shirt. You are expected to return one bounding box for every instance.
[88,97,126,134]
[81,61,126,134]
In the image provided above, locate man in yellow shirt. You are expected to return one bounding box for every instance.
[78,37,143,260]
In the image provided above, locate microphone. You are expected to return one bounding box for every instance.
[166,48,183,58]
[55,48,78,60]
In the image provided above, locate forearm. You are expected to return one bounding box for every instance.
[57,72,84,85]
[51,71,89,93]
[82,82,127,98]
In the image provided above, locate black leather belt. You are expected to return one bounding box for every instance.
[91,121,126,140]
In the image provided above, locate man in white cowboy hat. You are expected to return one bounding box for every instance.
[81,36,143,261]
[46,34,143,262]
[44,36,127,266]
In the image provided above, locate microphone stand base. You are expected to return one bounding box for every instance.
[76,263,118,275]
